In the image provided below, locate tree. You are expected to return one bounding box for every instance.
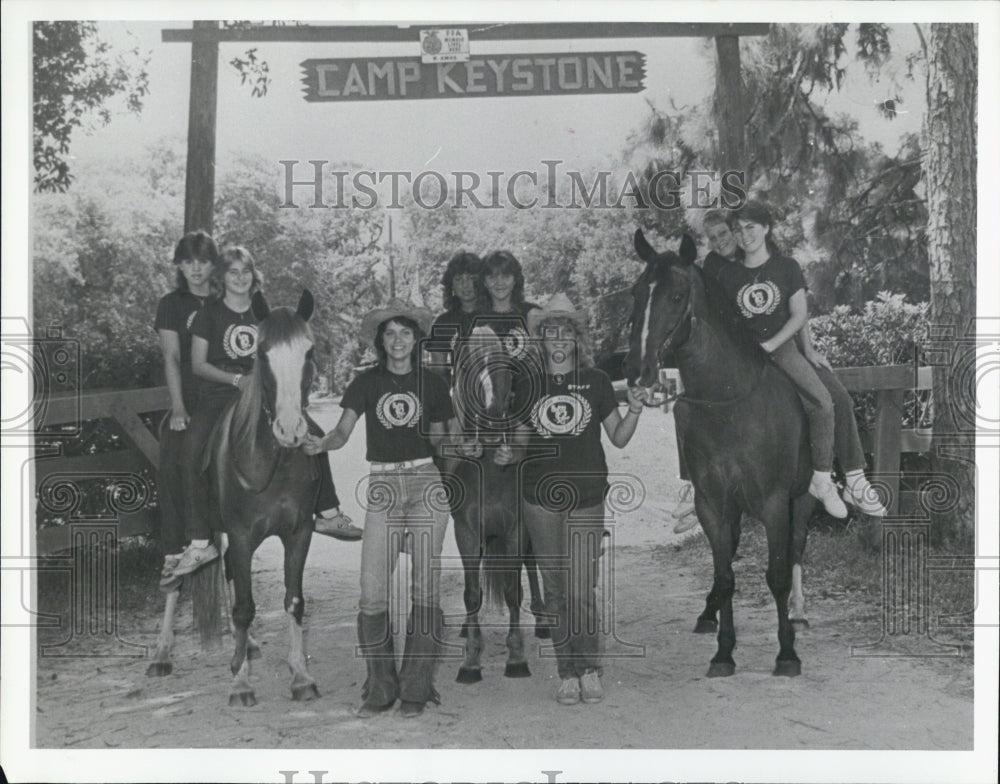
[32,21,150,192]
[924,23,977,535]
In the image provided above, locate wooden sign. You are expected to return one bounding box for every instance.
[301,51,646,101]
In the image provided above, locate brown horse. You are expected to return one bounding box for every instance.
[147,290,323,704]
[446,325,546,683]
[624,231,811,677]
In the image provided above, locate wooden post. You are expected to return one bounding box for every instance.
[714,36,747,180]
[874,388,905,515]
[184,21,219,233]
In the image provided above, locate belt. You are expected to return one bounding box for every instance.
[369,457,434,472]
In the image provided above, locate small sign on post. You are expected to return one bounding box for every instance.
[420,28,470,63]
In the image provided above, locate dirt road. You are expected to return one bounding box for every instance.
[34,400,973,751]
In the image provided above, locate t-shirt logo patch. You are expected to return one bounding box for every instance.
[737,281,781,318]
[376,392,422,429]
[502,326,530,359]
[532,393,592,437]
[224,324,258,358]
[186,310,198,331]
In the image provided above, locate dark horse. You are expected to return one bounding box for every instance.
[147,290,322,705]
[624,231,811,677]
[447,325,546,683]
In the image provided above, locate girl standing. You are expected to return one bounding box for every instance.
[304,300,456,719]
[509,293,648,705]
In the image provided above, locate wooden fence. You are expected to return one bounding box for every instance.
[34,365,932,553]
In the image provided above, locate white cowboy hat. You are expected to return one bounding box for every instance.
[359,298,434,346]
[526,292,588,335]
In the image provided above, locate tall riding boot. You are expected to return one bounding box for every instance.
[356,611,398,718]
[398,604,443,718]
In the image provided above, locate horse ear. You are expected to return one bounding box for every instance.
[296,289,314,322]
[634,229,656,263]
[251,291,270,321]
[679,234,698,266]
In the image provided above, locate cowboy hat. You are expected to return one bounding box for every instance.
[526,292,588,335]
[359,298,434,346]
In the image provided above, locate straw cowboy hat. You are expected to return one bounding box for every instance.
[359,298,434,346]
[526,292,589,335]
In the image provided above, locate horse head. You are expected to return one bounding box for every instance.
[624,230,698,391]
[452,325,512,441]
[236,290,316,450]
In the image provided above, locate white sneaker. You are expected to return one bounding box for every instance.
[556,677,580,705]
[579,669,604,703]
[808,473,848,519]
[843,480,888,516]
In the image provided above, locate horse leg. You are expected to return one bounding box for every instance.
[788,493,813,629]
[227,538,257,707]
[503,563,530,678]
[456,552,484,684]
[523,536,549,639]
[763,495,801,677]
[225,576,262,660]
[698,497,739,677]
[146,587,180,676]
[283,526,319,701]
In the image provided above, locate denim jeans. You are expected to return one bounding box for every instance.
[522,499,606,679]
[181,392,234,541]
[768,340,866,473]
[359,463,450,615]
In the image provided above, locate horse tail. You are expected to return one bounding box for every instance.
[191,532,229,649]
[480,504,518,611]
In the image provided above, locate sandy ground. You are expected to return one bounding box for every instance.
[34,400,973,751]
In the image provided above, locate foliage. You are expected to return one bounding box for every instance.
[810,292,931,431]
[33,21,150,192]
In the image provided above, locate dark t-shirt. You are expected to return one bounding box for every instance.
[189,299,259,397]
[154,289,210,408]
[426,308,478,381]
[512,366,619,510]
[715,254,807,342]
[702,251,737,283]
[341,366,454,463]
[472,303,539,365]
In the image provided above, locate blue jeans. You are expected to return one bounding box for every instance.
[359,463,450,615]
[522,499,606,679]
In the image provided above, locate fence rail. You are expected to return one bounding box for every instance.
[34,366,931,553]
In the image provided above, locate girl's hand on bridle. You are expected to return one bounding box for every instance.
[626,385,648,409]
[301,434,326,455]
[169,409,190,431]
[458,438,483,458]
[493,444,515,465]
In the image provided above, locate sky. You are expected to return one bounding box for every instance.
[68,21,926,182]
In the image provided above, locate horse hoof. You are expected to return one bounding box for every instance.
[229,691,257,707]
[247,643,263,661]
[706,661,735,678]
[534,625,550,640]
[456,667,483,684]
[773,659,801,677]
[145,661,172,677]
[292,683,320,701]
[790,618,810,631]
[504,662,531,678]
[694,618,718,634]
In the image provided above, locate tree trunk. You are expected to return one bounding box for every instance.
[924,24,977,536]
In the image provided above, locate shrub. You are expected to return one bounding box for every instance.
[810,292,931,432]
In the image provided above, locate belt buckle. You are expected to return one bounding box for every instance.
[395,461,408,470]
